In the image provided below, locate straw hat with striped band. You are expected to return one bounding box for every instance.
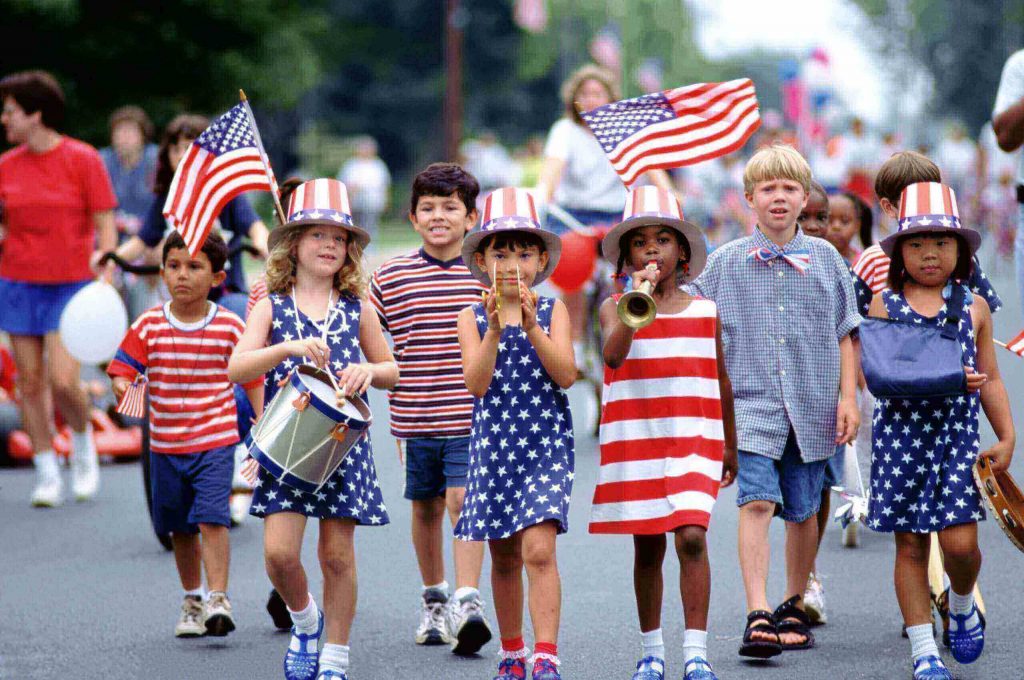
[879,181,980,257]
[267,178,371,252]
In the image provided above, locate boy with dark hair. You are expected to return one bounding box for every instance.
[370,162,494,655]
[108,231,254,639]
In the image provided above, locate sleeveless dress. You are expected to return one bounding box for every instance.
[249,293,390,525]
[866,285,984,533]
[590,297,724,534]
[454,296,575,540]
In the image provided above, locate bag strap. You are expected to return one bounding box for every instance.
[941,282,966,339]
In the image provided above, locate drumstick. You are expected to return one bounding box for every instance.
[515,263,538,307]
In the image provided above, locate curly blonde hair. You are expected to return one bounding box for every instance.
[264,226,367,300]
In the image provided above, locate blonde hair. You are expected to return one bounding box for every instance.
[743,144,812,195]
[561,64,620,125]
[264,226,368,300]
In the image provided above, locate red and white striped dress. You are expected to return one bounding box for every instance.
[589,298,724,534]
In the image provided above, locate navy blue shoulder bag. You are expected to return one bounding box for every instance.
[859,284,968,399]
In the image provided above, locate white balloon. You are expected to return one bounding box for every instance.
[59,282,128,365]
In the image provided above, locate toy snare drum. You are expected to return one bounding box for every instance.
[248,365,372,493]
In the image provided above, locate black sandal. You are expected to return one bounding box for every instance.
[739,609,782,659]
[773,595,815,651]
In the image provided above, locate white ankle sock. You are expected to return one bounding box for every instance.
[683,629,708,665]
[453,586,479,602]
[640,628,664,661]
[319,643,350,673]
[184,587,204,599]
[288,594,320,636]
[34,450,60,480]
[71,424,95,459]
[422,581,450,599]
[907,623,939,662]
[948,588,980,629]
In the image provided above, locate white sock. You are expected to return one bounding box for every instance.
[319,643,350,673]
[33,450,60,480]
[184,587,204,599]
[71,423,96,459]
[907,623,939,662]
[288,594,320,636]
[640,628,665,661]
[682,629,708,665]
[453,586,479,602]
[422,581,450,599]
[948,588,980,629]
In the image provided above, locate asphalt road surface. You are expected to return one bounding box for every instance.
[2,262,1023,680]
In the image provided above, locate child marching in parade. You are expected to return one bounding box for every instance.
[229,178,398,680]
[455,188,576,680]
[864,182,1014,680]
[590,187,737,680]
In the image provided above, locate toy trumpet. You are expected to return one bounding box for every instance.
[617,261,658,329]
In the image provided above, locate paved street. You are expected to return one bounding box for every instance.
[2,263,1023,680]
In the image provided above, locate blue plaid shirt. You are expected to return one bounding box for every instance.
[688,228,861,462]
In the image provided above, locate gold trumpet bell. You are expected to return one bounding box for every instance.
[617,285,657,329]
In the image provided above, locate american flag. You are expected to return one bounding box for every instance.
[1002,329,1024,357]
[581,79,761,186]
[162,102,278,257]
[115,375,147,419]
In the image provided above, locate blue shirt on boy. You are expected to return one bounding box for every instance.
[689,226,861,463]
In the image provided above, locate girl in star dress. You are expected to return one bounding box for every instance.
[591,188,737,680]
[865,182,1013,680]
[455,188,576,680]
[229,178,398,680]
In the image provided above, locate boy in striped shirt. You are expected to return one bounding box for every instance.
[370,163,493,655]
[108,231,256,640]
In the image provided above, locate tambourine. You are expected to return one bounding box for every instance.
[973,455,1024,554]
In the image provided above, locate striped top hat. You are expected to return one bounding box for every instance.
[880,181,980,257]
[601,186,707,283]
[267,178,371,252]
[461,187,562,286]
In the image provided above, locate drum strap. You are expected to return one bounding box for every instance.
[291,287,344,394]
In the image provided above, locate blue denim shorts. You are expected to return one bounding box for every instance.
[823,444,845,490]
[0,277,90,336]
[403,437,470,500]
[151,445,234,534]
[736,430,828,522]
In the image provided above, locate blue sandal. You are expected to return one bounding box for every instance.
[912,655,952,679]
[946,596,985,664]
[284,609,324,680]
[531,657,561,680]
[494,657,527,680]
[631,655,664,680]
[684,657,718,680]
[315,672,347,680]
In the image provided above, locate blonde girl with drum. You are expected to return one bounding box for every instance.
[229,178,398,680]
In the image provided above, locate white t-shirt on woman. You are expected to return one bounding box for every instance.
[543,117,628,213]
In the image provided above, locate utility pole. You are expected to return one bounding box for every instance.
[444,0,465,162]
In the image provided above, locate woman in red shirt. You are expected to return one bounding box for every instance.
[0,71,117,507]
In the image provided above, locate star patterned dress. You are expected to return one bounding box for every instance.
[249,292,390,526]
[867,285,984,534]
[454,296,575,541]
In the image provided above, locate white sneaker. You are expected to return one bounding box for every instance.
[230,491,252,526]
[30,474,64,507]
[804,573,827,625]
[445,591,493,655]
[415,587,450,645]
[71,436,100,501]
[842,522,860,548]
[175,595,206,637]
[204,591,236,637]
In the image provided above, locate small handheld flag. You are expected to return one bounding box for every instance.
[163,99,279,257]
[115,375,147,419]
[581,79,761,186]
[996,329,1024,357]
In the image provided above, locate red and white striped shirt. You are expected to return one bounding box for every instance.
[370,249,486,439]
[107,302,249,455]
[590,298,724,534]
[851,244,889,294]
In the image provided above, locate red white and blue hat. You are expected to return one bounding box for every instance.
[880,181,980,257]
[267,178,370,252]
[602,186,706,283]
[462,187,562,286]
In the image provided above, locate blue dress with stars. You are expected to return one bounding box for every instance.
[249,293,390,526]
[454,296,575,541]
[867,285,984,534]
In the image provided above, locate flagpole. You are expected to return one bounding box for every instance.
[995,339,1009,350]
[239,89,287,226]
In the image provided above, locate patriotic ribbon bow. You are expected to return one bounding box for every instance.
[115,375,147,419]
[747,246,811,274]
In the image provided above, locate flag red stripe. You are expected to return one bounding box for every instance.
[665,79,753,114]
[183,162,267,234]
[619,118,761,186]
